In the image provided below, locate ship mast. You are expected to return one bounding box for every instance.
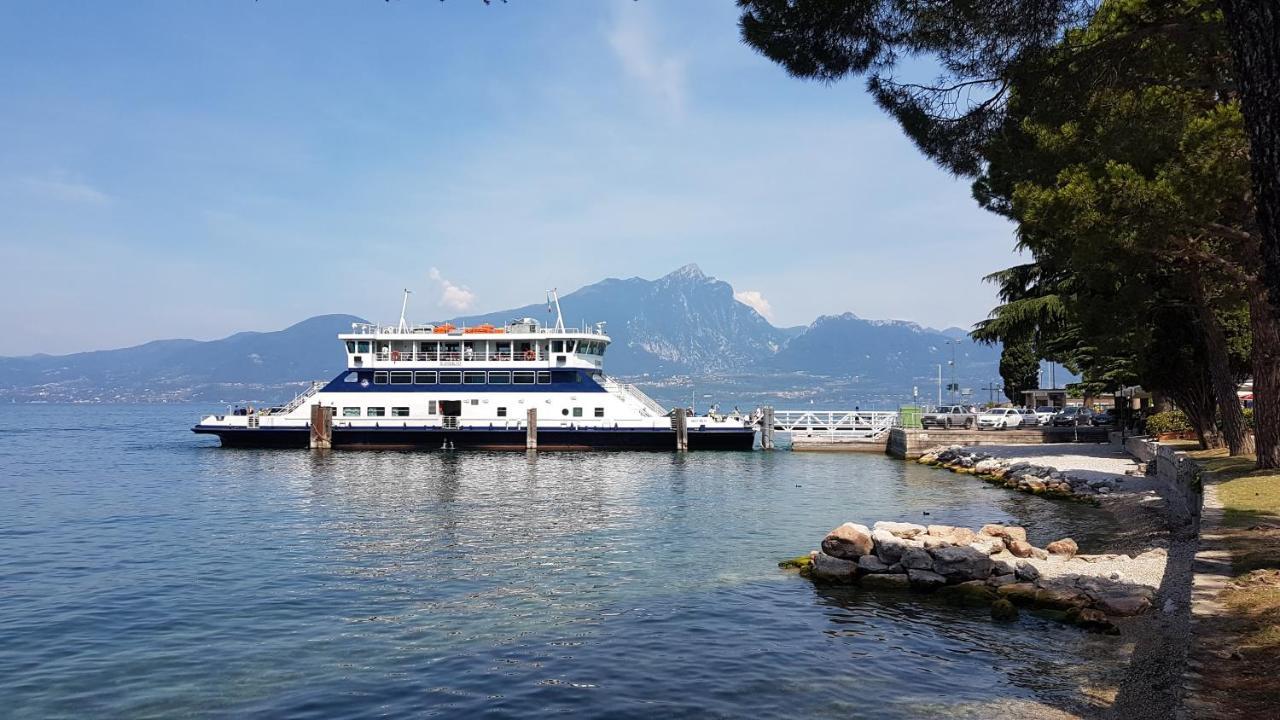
[547,289,565,332]
[398,288,412,332]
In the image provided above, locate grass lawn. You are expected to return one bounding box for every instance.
[1187,448,1280,715]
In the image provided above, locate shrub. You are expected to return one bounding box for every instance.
[1244,407,1254,429]
[1146,410,1192,435]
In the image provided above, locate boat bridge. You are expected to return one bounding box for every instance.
[764,409,901,449]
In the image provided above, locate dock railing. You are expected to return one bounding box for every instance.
[770,410,900,441]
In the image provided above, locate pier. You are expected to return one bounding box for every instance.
[761,408,1111,455]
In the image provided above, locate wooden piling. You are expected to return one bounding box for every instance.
[309,404,333,449]
[761,406,775,450]
[673,407,688,451]
[526,408,538,450]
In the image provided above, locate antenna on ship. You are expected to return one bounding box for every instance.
[547,288,565,332]
[398,288,412,332]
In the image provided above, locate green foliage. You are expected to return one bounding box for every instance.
[998,337,1040,402]
[1147,410,1193,434]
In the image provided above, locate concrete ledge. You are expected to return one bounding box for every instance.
[887,426,1111,459]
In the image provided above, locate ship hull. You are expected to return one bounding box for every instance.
[194,425,756,451]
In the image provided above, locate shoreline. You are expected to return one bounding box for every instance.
[790,441,1201,719]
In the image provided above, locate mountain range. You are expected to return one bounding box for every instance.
[0,265,1002,408]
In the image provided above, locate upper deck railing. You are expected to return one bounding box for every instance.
[347,322,608,337]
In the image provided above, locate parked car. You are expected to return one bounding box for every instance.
[978,407,1024,430]
[921,405,975,429]
[1051,407,1094,427]
[1090,409,1115,426]
[1033,407,1057,425]
[1013,407,1039,427]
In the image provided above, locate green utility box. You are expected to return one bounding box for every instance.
[898,405,922,429]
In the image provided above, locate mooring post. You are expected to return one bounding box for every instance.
[309,404,332,449]
[526,408,537,451]
[761,406,775,450]
[673,407,688,451]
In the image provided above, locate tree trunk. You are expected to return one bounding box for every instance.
[1172,382,1222,451]
[1190,273,1255,455]
[1249,283,1280,468]
[1222,1,1280,314]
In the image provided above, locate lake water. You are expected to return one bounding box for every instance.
[1,405,1129,718]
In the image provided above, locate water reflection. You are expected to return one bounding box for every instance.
[3,405,1135,718]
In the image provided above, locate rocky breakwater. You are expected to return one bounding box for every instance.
[916,446,1138,503]
[783,520,1163,633]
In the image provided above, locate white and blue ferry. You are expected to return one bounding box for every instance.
[193,293,757,450]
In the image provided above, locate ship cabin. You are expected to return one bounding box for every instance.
[339,318,609,374]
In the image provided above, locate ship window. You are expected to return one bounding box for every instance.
[487,371,510,384]
[471,399,479,406]
[497,407,507,417]
[561,408,569,416]
[357,341,371,353]
[392,407,409,417]
[367,407,386,417]
[373,371,388,385]
[513,371,536,385]
[343,372,358,382]
[428,400,437,415]
[551,370,578,384]
[572,407,583,417]
[346,341,356,353]
[342,407,360,417]
[594,407,604,418]
[390,371,413,385]
[551,340,564,353]
[536,371,551,384]
[566,340,576,353]
[439,371,462,384]
[414,371,436,384]
[464,371,486,385]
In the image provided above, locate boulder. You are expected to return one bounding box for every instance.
[1094,592,1152,617]
[1030,547,1050,561]
[860,572,911,590]
[939,580,997,607]
[992,558,1016,576]
[821,522,874,560]
[1007,540,1035,558]
[1024,478,1047,493]
[1014,560,1040,582]
[974,458,1004,474]
[988,573,1017,587]
[907,568,948,589]
[926,524,958,537]
[996,582,1040,605]
[980,524,1028,544]
[872,529,914,564]
[857,555,891,574]
[930,544,994,581]
[810,551,858,581]
[969,537,1005,556]
[991,598,1019,621]
[1046,538,1079,558]
[930,527,977,546]
[873,521,927,539]
[902,547,935,571]
[1034,586,1091,610]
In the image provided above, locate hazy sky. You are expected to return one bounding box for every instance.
[1,1,1020,356]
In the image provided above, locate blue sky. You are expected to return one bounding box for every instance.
[0,1,1019,356]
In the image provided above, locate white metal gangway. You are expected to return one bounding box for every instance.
[770,410,900,441]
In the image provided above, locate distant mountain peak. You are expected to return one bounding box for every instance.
[664,263,707,281]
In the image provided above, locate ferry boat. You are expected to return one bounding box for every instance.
[193,293,757,450]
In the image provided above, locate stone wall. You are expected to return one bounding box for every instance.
[1155,443,1202,533]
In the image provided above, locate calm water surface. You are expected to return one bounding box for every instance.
[1,405,1126,718]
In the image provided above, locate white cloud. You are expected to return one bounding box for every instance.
[429,267,476,312]
[734,290,774,321]
[20,175,112,206]
[607,4,686,118]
